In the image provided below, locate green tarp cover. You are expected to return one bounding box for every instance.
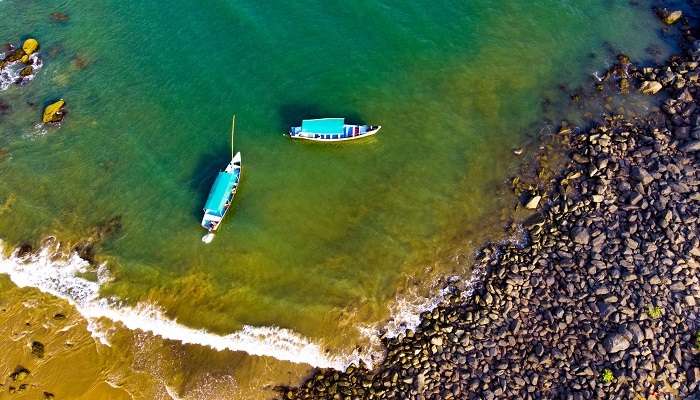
[204,170,239,216]
[301,118,344,134]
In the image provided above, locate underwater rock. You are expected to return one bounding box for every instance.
[31,341,45,358]
[50,12,70,22]
[0,99,10,114]
[72,216,123,263]
[72,55,90,70]
[42,99,65,123]
[640,81,662,95]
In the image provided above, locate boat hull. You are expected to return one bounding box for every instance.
[289,125,381,142]
[201,152,242,232]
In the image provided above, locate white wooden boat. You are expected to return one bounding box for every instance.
[288,118,381,142]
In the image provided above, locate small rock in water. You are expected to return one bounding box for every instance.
[661,10,683,25]
[42,99,66,124]
[19,66,33,77]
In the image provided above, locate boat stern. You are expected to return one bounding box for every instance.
[201,213,222,231]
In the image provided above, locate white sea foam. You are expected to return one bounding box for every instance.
[0,240,371,370]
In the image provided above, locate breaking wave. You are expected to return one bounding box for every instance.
[0,240,372,370]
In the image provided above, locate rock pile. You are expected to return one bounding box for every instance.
[0,38,42,89]
[278,9,700,400]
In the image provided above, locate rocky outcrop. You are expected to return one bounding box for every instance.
[277,7,700,400]
[1,37,42,88]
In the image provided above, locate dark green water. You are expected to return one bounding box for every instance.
[0,0,673,374]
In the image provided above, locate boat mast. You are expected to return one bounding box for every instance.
[231,114,236,159]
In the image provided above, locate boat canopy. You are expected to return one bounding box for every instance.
[301,118,344,134]
[203,170,240,217]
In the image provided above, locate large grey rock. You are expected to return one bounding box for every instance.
[571,227,591,245]
[640,81,663,95]
[631,167,653,185]
[604,333,631,353]
[681,140,700,152]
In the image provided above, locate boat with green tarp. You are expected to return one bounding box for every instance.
[288,118,381,142]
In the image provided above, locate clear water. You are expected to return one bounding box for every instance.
[0,0,674,396]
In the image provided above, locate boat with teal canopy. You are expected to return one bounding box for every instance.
[289,118,381,142]
[201,116,242,243]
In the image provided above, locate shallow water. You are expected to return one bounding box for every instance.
[0,0,678,397]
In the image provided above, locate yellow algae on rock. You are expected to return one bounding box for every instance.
[22,38,39,55]
[42,100,65,123]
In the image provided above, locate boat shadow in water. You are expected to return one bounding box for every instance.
[188,150,232,222]
[278,103,365,130]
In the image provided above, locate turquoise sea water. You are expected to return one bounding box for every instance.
[0,0,676,395]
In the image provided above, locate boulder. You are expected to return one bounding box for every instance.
[681,141,700,152]
[604,333,631,353]
[525,195,541,210]
[640,81,663,95]
[42,99,65,123]
[631,167,653,185]
[571,227,590,245]
[22,38,39,56]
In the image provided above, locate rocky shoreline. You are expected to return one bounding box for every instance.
[278,8,700,400]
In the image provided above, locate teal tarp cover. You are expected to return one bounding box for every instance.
[301,118,344,134]
[204,170,239,216]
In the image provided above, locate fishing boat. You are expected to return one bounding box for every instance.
[201,116,242,243]
[288,118,381,142]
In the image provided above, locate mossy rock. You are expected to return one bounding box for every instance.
[22,38,39,55]
[42,100,66,123]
